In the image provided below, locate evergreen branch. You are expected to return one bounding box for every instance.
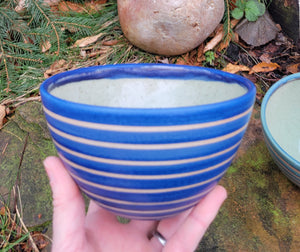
[54,21,92,31]
[28,32,50,38]
[0,39,11,91]
[2,41,33,53]
[0,9,14,25]
[223,0,233,43]
[30,0,60,54]
[5,54,43,63]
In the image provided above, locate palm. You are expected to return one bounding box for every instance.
[44,156,227,252]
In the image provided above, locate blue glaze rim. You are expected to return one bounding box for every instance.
[261,72,300,168]
[40,64,256,125]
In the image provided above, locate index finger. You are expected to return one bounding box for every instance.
[164,185,227,252]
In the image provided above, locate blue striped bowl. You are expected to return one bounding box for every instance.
[40,64,256,220]
[261,73,300,187]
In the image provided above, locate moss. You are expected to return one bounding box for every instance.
[1,102,57,227]
[198,139,300,251]
[226,164,238,174]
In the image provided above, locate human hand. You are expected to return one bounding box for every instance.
[44,156,227,252]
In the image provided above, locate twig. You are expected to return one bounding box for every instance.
[203,19,240,53]
[14,186,39,252]
[216,51,236,64]
[13,133,29,214]
[0,86,40,107]
[13,96,41,108]
[1,142,8,155]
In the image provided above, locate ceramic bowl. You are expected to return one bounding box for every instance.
[261,73,300,187]
[40,64,256,220]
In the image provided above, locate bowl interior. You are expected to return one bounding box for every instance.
[45,64,254,110]
[264,77,300,162]
[50,77,247,108]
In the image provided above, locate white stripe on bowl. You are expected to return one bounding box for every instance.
[54,139,239,166]
[61,153,235,180]
[43,105,253,132]
[48,122,247,150]
[70,170,226,194]
[89,197,203,215]
[81,185,214,206]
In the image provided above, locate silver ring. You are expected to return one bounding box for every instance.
[152,230,167,246]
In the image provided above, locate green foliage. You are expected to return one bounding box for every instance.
[0,0,104,98]
[0,201,30,251]
[204,51,215,66]
[232,0,266,21]
[222,0,234,44]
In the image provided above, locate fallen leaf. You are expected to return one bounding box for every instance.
[286,63,300,74]
[0,105,6,129]
[176,53,191,65]
[204,19,240,53]
[223,63,250,74]
[196,43,205,62]
[86,0,108,13]
[203,26,223,53]
[259,53,272,63]
[102,40,119,46]
[44,59,72,78]
[73,33,104,48]
[41,40,51,53]
[0,206,5,215]
[249,62,280,74]
[218,32,239,52]
[58,1,86,13]
[32,232,49,250]
[44,0,61,6]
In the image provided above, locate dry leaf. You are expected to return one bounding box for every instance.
[286,63,300,74]
[73,33,104,48]
[223,63,250,74]
[41,40,51,53]
[58,1,86,12]
[86,0,108,12]
[203,27,223,53]
[102,40,119,46]
[0,206,5,215]
[259,53,272,63]
[0,105,6,129]
[249,62,280,74]
[44,0,61,6]
[44,59,71,78]
[218,32,239,52]
[204,19,240,53]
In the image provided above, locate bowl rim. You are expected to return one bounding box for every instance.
[261,72,300,166]
[40,64,256,126]
[40,63,255,111]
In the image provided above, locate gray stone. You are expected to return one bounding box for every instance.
[235,11,280,47]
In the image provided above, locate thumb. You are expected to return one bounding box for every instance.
[44,156,86,251]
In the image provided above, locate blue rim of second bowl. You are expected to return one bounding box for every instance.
[261,72,300,167]
[40,63,256,125]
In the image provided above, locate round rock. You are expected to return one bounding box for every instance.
[117,0,225,56]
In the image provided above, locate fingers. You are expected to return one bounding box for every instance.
[155,206,193,238]
[129,219,158,238]
[149,207,192,249]
[164,185,227,252]
[85,200,118,227]
[44,156,86,250]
